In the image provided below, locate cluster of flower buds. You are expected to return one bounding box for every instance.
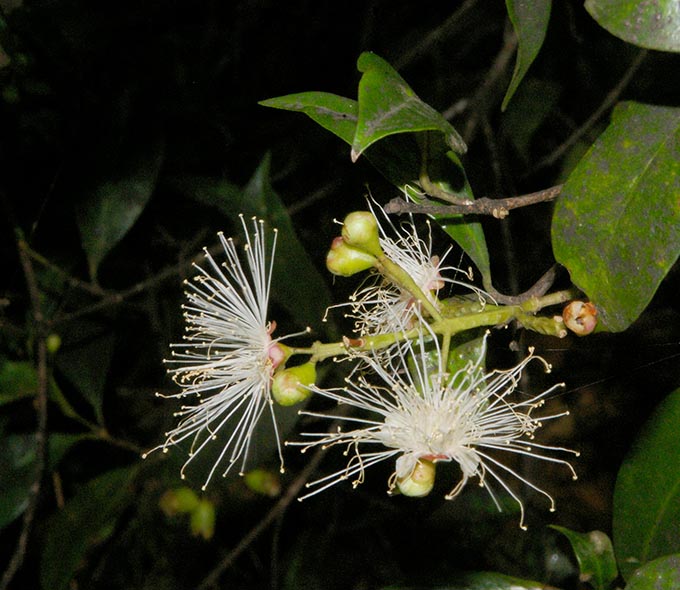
[326,211,384,276]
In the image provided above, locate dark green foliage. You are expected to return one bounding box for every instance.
[1,2,679,590]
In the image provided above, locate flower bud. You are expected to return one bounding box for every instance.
[396,459,436,497]
[563,301,598,336]
[341,211,383,257]
[46,333,62,355]
[190,498,216,540]
[159,487,200,516]
[326,237,376,277]
[243,469,282,497]
[272,362,316,406]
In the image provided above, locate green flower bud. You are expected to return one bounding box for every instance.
[326,237,376,277]
[159,487,200,516]
[341,211,383,257]
[243,469,282,497]
[46,333,62,355]
[396,459,436,497]
[271,362,316,406]
[190,498,216,540]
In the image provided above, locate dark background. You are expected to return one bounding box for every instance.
[1,1,679,589]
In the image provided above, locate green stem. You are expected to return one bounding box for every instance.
[520,289,576,312]
[375,255,443,322]
[290,290,573,364]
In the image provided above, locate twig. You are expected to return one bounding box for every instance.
[455,23,518,144]
[26,246,108,297]
[0,238,49,590]
[196,445,327,590]
[485,264,558,306]
[384,184,563,219]
[531,49,648,173]
[47,240,220,328]
[393,0,480,70]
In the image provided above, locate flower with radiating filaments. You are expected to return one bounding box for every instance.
[144,216,291,489]
[291,325,578,529]
[344,208,490,339]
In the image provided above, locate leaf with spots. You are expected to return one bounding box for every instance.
[586,0,680,52]
[552,101,680,332]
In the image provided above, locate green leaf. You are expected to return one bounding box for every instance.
[433,159,491,284]
[0,432,84,531]
[613,390,680,580]
[551,526,618,590]
[0,433,36,529]
[585,0,680,52]
[258,91,358,144]
[237,155,335,330]
[380,571,551,589]
[551,102,680,332]
[410,332,486,395]
[173,157,334,333]
[76,137,164,279]
[625,554,680,590]
[55,319,116,423]
[502,78,561,163]
[0,359,39,406]
[41,467,137,590]
[502,0,552,110]
[260,80,489,283]
[352,52,466,161]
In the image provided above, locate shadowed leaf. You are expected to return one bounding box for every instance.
[503,0,552,110]
[613,390,680,580]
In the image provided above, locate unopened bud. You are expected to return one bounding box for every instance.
[159,487,200,516]
[243,469,282,497]
[46,333,62,355]
[563,301,597,336]
[272,362,316,406]
[341,211,383,257]
[396,459,436,497]
[326,237,376,277]
[190,499,216,540]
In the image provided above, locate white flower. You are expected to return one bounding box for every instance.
[344,209,489,338]
[144,216,288,489]
[292,329,578,529]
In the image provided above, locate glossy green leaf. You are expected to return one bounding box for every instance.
[76,137,164,279]
[352,52,466,161]
[551,526,618,590]
[613,390,680,580]
[551,102,680,332]
[503,0,552,110]
[433,154,491,284]
[41,467,137,590]
[585,0,680,52]
[625,554,680,590]
[258,91,358,144]
[0,359,39,406]
[260,83,489,283]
